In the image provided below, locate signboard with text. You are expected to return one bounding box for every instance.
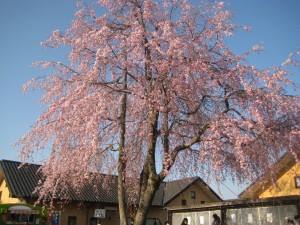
[94,209,105,218]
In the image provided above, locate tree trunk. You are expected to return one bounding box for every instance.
[118,66,128,225]
[134,175,160,225]
[133,35,162,225]
[117,167,127,225]
[134,108,159,225]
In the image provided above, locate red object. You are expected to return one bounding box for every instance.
[1,213,7,223]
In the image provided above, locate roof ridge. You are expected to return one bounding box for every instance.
[0,159,42,166]
[165,176,198,183]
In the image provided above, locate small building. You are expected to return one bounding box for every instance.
[165,153,300,225]
[0,159,222,225]
[239,153,300,199]
[167,196,300,225]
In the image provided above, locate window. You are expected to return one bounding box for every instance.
[181,199,187,206]
[0,191,2,200]
[191,191,196,199]
[295,176,300,188]
[200,200,205,204]
[68,217,77,225]
[7,212,40,224]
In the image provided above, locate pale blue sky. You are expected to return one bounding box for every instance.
[0,1,300,199]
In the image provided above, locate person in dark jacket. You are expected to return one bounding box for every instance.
[212,214,221,225]
[181,218,188,225]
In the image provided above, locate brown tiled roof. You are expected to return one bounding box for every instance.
[0,159,221,206]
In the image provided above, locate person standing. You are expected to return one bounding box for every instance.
[211,214,221,225]
[181,218,188,225]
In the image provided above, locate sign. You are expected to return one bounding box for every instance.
[94,209,105,218]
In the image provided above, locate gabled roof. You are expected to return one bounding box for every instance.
[0,159,221,206]
[163,177,222,205]
[239,153,299,198]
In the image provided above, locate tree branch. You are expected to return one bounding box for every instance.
[159,123,210,179]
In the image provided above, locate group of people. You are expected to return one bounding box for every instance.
[180,213,221,225]
[150,213,300,225]
[179,214,300,225]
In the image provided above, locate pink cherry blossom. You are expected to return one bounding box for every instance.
[16,1,300,225]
